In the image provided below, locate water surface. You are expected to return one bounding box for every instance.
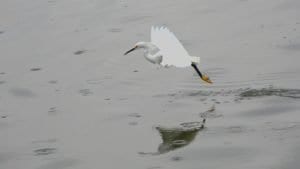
[0,0,300,169]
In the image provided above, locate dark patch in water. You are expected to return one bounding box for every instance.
[1,115,7,118]
[188,91,213,97]
[240,87,300,99]
[10,88,36,98]
[155,88,243,99]
[0,31,4,34]
[171,156,183,161]
[128,113,141,118]
[30,67,42,71]
[0,81,6,85]
[108,28,122,33]
[34,148,56,156]
[0,72,5,75]
[48,107,56,111]
[74,50,86,55]
[48,107,58,115]
[128,121,138,126]
[48,80,57,84]
[79,89,93,96]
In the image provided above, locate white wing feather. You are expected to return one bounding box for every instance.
[151,26,193,67]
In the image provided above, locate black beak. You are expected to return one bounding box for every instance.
[124,47,136,55]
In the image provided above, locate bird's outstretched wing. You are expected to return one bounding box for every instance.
[151,26,192,67]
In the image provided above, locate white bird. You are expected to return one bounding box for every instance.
[124,26,212,84]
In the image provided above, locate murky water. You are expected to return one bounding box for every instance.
[1,0,300,169]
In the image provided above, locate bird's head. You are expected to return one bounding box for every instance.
[124,42,147,55]
[201,74,213,84]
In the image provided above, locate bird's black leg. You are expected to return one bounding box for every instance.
[191,63,203,78]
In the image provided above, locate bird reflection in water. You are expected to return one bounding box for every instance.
[139,119,206,155]
[156,119,206,154]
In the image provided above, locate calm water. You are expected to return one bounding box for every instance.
[1,0,300,169]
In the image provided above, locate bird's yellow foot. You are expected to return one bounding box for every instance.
[201,74,212,84]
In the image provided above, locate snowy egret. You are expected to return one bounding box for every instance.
[124,26,212,84]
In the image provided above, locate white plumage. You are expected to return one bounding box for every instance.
[124,26,212,84]
[151,26,198,67]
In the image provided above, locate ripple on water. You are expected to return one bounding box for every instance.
[171,156,183,161]
[74,50,86,55]
[79,89,93,96]
[30,67,42,71]
[199,105,223,119]
[34,148,57,156]
[155,85,300,107]
[48,80,58,84]
[266,122,300,132]
[240,87,300,99]
[48,107,58,115]
[108,28,122,33]
[128,113,142,118]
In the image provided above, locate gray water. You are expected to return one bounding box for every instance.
[1,0,300,169]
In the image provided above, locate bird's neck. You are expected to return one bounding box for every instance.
[139,42,152,48]
[142,42,159,54]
